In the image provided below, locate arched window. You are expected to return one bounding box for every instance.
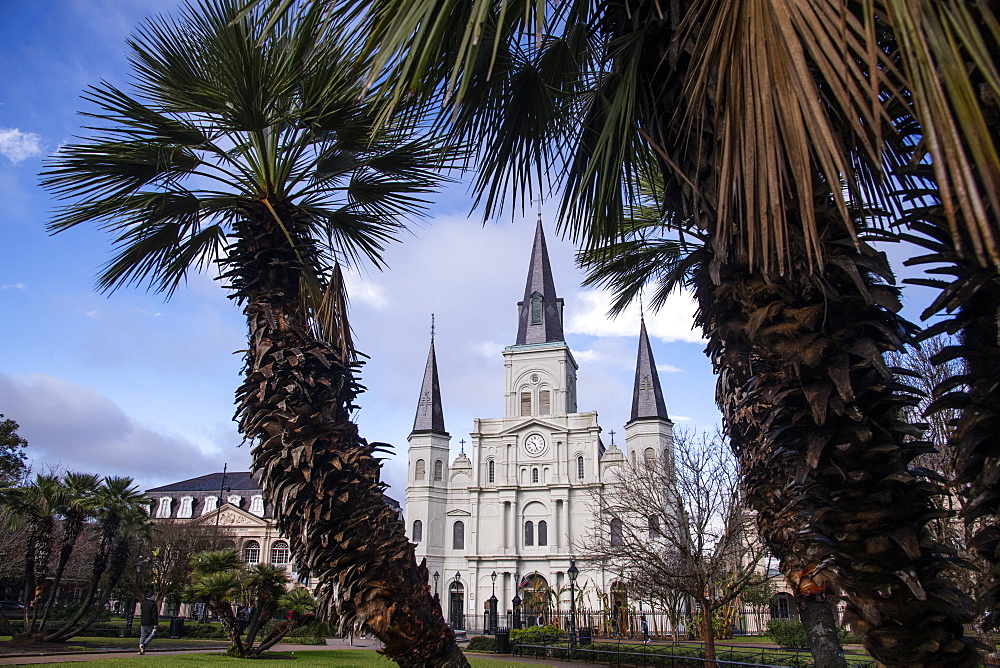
[539,389,550,415]
[156,497,172,518]
[412,519,423,543]
[538,520,548,546]
[520,390,532,416]
[243,540,261,564]
[610,518,623,547]
[415,459,426,481]
[532,468,539,483]
[453,521,465,550]
[644,447,656,468]
[201,495,218,515]
[648,515,661,539]
[487,459,495,483]
[577,456,585,479]
[270,540,290,565]
[524,521,534,546]
[434,459,443,481]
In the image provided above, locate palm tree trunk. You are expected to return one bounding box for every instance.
[51,536,131,642]
[225,200,467,667]
[692,205,981,666]
[39,521,84,631]
[44,520,117,642]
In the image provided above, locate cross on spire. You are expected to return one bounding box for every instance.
[459,438,466,454]
[609,429,616,446]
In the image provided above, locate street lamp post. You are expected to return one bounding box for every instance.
[125,556,145,638]
[567,560,579,648]
[488,571,498,633]
[451,572,462,630]
[511,570,521,630]
[433,571,440,604]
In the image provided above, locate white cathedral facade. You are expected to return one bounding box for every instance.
[405,221,675,631]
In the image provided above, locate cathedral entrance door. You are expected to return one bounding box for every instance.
[448,583,465,630]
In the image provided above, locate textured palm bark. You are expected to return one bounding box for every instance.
[692,213,981,666]
[224,200,467,667]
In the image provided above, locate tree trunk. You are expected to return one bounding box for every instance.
[797,592,846,668]
[52,536,131,642]
[692,202,981,667]
[224,200,467,667]
[700,598,716,668]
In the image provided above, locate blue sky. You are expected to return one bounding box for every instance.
[0,0,937,500]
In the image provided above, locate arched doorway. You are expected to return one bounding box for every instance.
[448,581,465,630]
[610,581,628,636]
[521,574,550,627]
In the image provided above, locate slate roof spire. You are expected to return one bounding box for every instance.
[412,316,447,434]
[630,317,669,421]
[515,217,565,345]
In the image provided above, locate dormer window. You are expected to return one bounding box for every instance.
[178,496,193,519]
[530,292,543,325]
[156,497,172,518]
[250,495,265,516]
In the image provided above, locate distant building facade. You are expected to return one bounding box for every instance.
[146,471,399,589]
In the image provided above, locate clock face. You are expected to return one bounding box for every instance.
[524,433,546,455]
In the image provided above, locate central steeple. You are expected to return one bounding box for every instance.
[515,218,564,345]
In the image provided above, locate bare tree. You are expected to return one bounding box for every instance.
[143,521,235,608]
[580,429,768,665]
[888,335,995,655]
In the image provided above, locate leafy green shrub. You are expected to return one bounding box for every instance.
[510,624,564,644]
[465,635,496,652]
[767,619,851,649]
[767,619,809,648]
[181,622,229,639]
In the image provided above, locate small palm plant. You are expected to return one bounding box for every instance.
[41,1,462,664]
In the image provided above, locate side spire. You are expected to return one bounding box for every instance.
[412,315,447,434]
[515,218,564,345]
[630,317,669,421]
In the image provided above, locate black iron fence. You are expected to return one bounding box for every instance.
[506,630,879,667]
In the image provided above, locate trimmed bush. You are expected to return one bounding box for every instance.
[465,635,497,652]
[180,622,229,639]
[767,619,851,649]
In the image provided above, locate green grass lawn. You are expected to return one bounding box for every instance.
[40,649,541,667]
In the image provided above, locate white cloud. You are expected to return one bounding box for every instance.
[656,364,684,374]
[0,128,44,164]
[1,283,26,290]
[566,289,704,343]
[0,372,225,489]
[344,269,389,309]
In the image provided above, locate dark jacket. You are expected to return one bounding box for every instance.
[140,599,159,626]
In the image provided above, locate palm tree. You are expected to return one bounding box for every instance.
[41,2,464,664]
[44,476,150,642]
[37,472,100,631]
[254,0,997,664]
[0,474,65,636]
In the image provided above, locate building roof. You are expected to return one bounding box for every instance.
[515,219,564,345]
[411,332,447,434]
[629,318,670,422]
[147,471,399,509]
[147,471,260,493]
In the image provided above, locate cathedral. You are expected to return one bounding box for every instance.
[405,220,675,631]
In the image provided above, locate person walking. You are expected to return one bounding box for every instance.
[640,614,649,644]
[138,593,158,655]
